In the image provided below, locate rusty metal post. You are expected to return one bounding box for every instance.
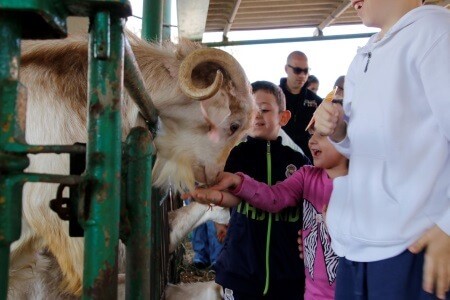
[0,14,24,300]
[82,11,124,299]
[150,187,164,299]
[122,127,153,299]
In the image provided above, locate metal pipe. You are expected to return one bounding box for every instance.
[124,39,159,136]
[3,143,86,154]
[0,14,22,300]
[21,173,83,185]
[223,0,242,40]
[162,0,171,40]
[150,186,164,299]
[205,32,375,48]
[315,0,352,35]
[83,12,123,299]
[142,0,163,42]
[124,127,153,300]
[0,247,9,300]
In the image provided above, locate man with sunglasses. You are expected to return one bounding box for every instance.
[280,51,322,161]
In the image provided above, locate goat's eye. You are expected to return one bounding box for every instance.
[230,122,240,135]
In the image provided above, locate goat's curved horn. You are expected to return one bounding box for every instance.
[178,48,249,100]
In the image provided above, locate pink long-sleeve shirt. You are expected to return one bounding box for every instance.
[232,166,338,300]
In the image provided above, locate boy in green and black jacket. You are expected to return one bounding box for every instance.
[214,81,310,299]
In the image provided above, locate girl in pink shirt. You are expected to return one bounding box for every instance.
[184,131,348,299]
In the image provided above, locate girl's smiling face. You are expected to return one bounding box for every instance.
[308,131,347,172]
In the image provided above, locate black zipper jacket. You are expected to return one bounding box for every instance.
[214,136,310,298]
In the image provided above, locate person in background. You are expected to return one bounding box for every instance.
[313,0,450,299]
[196,80,310,299]
[191,221,223,270]
[306,75,320,94]
[280,51,322,162]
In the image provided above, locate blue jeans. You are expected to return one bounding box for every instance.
[192,220,223,265]
[335,250,449,300]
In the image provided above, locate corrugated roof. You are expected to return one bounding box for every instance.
[206,0,447,31]
[177,0,449,41]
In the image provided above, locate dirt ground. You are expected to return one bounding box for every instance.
[177,240,216,283]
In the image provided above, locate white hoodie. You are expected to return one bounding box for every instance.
[327,5,450,262]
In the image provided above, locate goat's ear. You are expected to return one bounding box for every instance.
[200,94,231,142]
[200,94,231,128]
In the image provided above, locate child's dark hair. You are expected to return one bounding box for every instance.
[251,81,286,111]
[306,75,319,87]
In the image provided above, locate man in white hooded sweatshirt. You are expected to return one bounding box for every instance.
[313,0,450,299]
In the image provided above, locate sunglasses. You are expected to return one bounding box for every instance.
[287,65,310,75]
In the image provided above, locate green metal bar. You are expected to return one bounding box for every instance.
[0,13,23,300]
[2,143,86,154]
[0,247,8,299]
[20,173,83,185]
[0,175,24,300]
[150,186,163,299]
[0,0,68,39]
[83,11,124,299]
[124,127,153,300]
[141,0,166,297]
[141,0,163,42]
[123,40,158,134]
[162,0,171,40]
[204,32,375,47]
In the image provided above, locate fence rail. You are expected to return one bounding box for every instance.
[0,1,171,298]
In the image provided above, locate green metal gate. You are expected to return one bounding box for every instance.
[0,0,172,298]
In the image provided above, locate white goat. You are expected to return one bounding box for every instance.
[169,202,230,253]
[7,31,254,298]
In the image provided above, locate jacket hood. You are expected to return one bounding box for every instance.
[358,5,446,54]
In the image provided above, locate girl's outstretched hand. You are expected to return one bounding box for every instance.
[181,188,223,206]
[208,172,243,191]
[409,225,450,299]
[181,188,241,208]
[181,172,244,207]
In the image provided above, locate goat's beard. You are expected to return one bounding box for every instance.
[152,156,222,193]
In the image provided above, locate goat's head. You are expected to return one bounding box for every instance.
[148,42,256,193]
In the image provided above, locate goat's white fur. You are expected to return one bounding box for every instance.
[8,33,253,298]
[168,202,230,253]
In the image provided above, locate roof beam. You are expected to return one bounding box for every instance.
[223,0,242,40]
[177,0,210,41]
[205,32,375,47]
[314,0,352,36]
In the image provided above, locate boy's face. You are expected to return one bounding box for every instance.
[249,90,290,141]
[308,131,346,169]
